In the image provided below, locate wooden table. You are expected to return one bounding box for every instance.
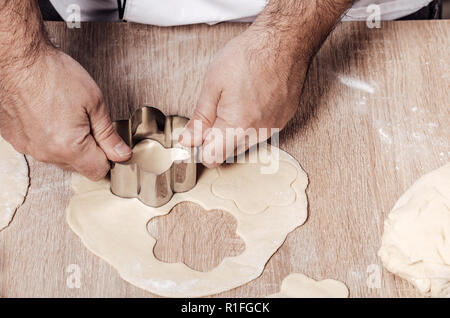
[0,21,448,298]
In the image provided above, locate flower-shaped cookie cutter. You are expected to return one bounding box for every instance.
[110,106,197,207]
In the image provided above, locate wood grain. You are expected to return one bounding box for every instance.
[0,21,449,297]
[148,202,246,273]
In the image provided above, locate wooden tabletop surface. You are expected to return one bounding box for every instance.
[0,20,449,298]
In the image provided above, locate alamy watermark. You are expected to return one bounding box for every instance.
[66,264,81,289]
[170,120,281,174]
[66,4,81,29]
[366,264,382,289]
[366,5,381,29]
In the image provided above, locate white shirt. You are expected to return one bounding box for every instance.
[51,0,433,25]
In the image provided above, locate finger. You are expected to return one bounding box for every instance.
[89,99,132,162]
[202,116,262,168]
[180,75,222,147]
[201,117,237,169]
[68,134,111,181]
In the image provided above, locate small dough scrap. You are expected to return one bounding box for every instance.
[0,137,29,231]
[267,273,349,298]
[67,145,308,297]
[378,163,450,297]
[212,161,297,214]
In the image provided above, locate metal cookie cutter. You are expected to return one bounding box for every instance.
[110,106,197,207]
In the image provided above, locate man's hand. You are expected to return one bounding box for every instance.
[0,49,132,180]
[181,28,308,167]
[0,1,131,181]
[181,0,354,167]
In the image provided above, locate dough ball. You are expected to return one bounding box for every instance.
[378,163,450,297]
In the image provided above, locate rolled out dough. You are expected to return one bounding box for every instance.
[378,163,450,297]
[67,145,308,297]
[0,137,29,231]
[212,161,297,214]
[267,273,349,298]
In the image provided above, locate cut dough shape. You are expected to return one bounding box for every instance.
[267,273,349,298]
[67,145,308,297]
[212,161,297,214]
[0,137,29,231]
[378,163,450,297]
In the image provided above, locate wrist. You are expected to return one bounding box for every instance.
[249,0,354,63]
[6,39,54,72]
[0,43,56,103]
[0,0,54,79]
[243,24,312,85]
[248,24,315,63]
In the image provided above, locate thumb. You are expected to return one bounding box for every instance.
[180,77,221,147]
[89,100,132,162]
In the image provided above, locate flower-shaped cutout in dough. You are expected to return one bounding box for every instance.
[211,160,298,214]
[148,202,246,272]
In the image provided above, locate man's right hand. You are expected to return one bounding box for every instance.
[0,47,132,181]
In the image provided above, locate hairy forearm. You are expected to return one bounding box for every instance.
[0,0,50,74]
[252,0,354,60]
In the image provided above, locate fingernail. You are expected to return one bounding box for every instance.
[114,141,132,157]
